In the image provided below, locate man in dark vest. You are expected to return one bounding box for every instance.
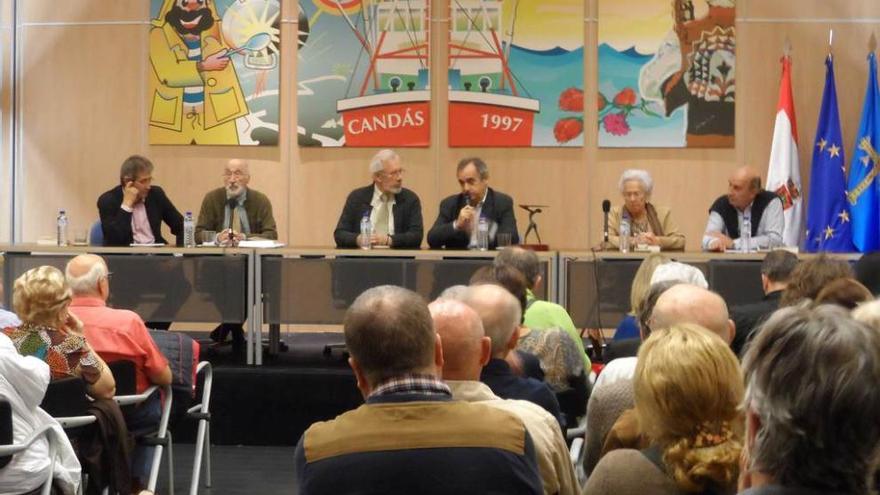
[703,166,783,251]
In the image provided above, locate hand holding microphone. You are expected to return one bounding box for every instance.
[456,205,475,232]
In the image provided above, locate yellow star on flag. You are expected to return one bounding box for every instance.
[828,144,841,158]
[824,225,835,240]
[838,211,850,223]
[817,138,827,151]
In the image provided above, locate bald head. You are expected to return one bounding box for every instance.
[429,299,490,381]
[65,254,109,298]
[728,166,762,210]
[651,284,734,343]
[463,284,521,357]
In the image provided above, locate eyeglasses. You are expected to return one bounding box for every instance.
[382,168,405,178]
[102,272,113,282]
[223,170,248,178]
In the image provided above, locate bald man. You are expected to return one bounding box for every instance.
[430,298,580,495]
[703,166,783,251]
[196,159,278,246]
[462,284,564,429]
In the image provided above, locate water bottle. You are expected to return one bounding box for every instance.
[477,216,489,251]
[56,210,68,246]
[619,219,630,253]
[741,215,752,253]
[359,213,372,250]
[184,211,195,248]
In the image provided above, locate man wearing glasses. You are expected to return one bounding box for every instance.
[334,149,424,249]
[195,158,278,245]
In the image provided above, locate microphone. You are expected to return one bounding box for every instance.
[602,199,611,245]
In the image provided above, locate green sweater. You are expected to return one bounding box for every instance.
[524,289,591,369]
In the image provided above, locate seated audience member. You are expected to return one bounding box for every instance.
[334,149,424,249]
[854,251,880,295]
[585,324,743,495]
[430,298,579,495]
[614,254,670,341]
[427,157,519,249]
[813,277,873,310]
[0,275,21,329]
[730,250,798,356]
[0,333,81,495]
[608,169,685,251]
[702,166,783,252]
[780,253,852,306]
[462,283,564,429]
[494,246,591,368]
[582,374,636,478]
[600,284,736,459]
[599,279,680,366]
[852,299,880,330]
[65,254,172,485]
[739,304,880,495]
[650,261,708,288]
[3,266,115,399]
[294,286,542,495]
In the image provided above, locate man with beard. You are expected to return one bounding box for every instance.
[334,149,424,248]
[195,158,277,349]
[149,0,248,145]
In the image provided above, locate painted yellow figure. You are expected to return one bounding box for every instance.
[149,0,249,145]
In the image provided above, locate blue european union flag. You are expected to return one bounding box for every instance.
[805,56,854,252]
[847,52,880,252]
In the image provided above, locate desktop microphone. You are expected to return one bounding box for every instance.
[602,199,611,245]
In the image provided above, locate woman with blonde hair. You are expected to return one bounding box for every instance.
[614,253,671,340]
[3,265,115,399]
[584,324,743,494]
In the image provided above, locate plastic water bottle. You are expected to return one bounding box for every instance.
[359,213,372,250]
[184,211,195,248]
[56,210,68,246]
[619,219,630,253]
[477,216,489,251]
[741,215,752,253]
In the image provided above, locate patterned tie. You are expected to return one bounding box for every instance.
[373,195,390,236]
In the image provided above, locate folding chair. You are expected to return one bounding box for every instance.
[0,400,57,495]
[187,361,213,495]
[108,360,174,495]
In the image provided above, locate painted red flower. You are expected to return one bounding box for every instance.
[558,87,584,112]
[613,87,637,107]
[554,118,583,143]
[598,93,607,112]
[602,113,630,136]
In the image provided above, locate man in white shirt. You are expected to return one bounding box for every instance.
[703,166,784,251]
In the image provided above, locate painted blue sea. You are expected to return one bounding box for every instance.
[508,44,584,147]
[598,43,686,148]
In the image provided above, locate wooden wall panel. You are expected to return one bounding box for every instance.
[0,0,13,243]
[12,0,880,253]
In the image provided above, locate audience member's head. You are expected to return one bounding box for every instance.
[651,284,734,343]
[467,265,529,324]
[429,299,490,381]
[650,261,708,288]
[343,286,440,395]
[634,324,743,493]
[852,299,880,330]
[438,284,469,301]
[65,254,110,299]
[813,277,873,310]
[854,251,880,296]
[637,280,679,338]
[462,284,522,358]
[468,265,496,285]
[13,266,72,328]
[759,250,799,294]
[741,304,880,493]
[781,253,852,306]
[493,247,541,291]
[629,253,670,316]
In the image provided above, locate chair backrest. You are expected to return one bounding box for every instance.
[89,220,103,246]
[108,360,137,396]
[40,376,90,418]
[0,400,12,468]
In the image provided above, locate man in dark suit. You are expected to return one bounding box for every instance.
[97,155,183,247]
[334,149,423,248]
[428,157,519,249]
[730,250,799,356]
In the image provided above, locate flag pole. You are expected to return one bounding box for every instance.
[828,28,833,58]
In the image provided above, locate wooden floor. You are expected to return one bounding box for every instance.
[157,443,297,494]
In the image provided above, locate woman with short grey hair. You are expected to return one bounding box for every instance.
[608,169,685,251]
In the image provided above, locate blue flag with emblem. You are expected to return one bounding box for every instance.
[805,55,854,252]
[846,52,880,252]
